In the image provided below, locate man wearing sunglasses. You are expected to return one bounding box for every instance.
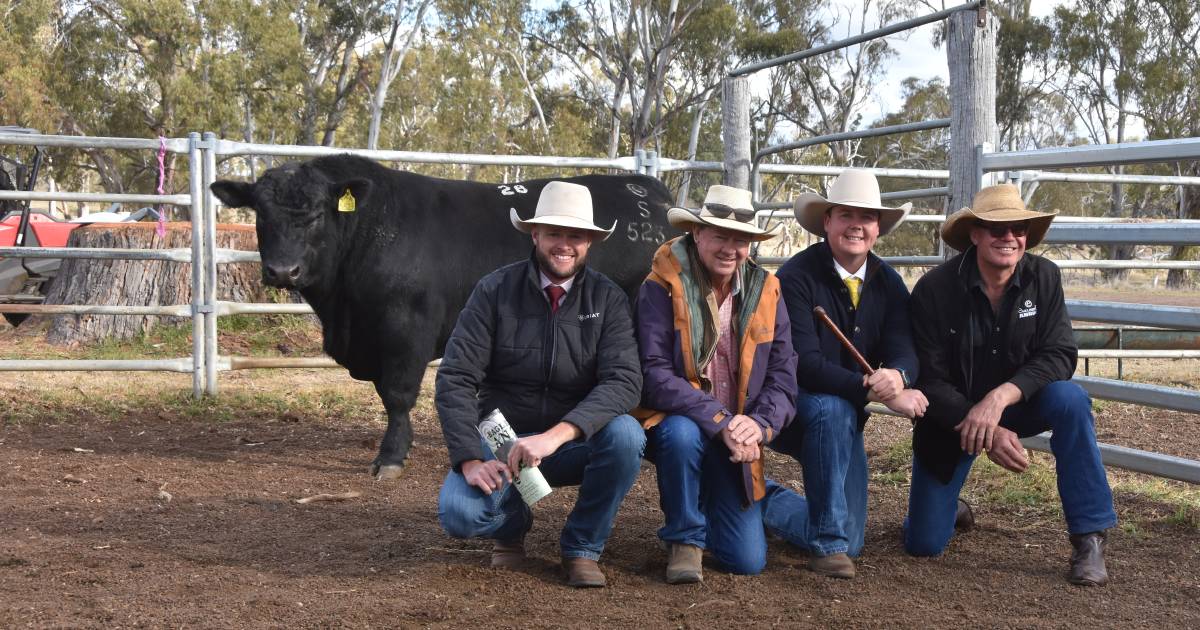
[773,169,929,579]
[635,184,800,582]
[904,183,1116,586]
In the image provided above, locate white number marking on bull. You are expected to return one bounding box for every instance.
[497,184,529,196]
[624,221,666,244]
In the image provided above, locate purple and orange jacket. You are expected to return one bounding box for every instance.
[634,236,798,503]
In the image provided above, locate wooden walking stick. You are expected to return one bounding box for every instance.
[813,306,874,375]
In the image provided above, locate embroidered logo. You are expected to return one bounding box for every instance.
[579,312,600,321]
[1018,299,1037,319]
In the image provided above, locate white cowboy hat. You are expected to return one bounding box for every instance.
[510,181,616,241]
[941,183,1057,251]
[791,169,913,238]
[667,184,782,242]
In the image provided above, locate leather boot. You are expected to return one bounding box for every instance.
[808,552,855,579]
[1068,531,1109,586]
[562,556,606,588]
[954,498,975,531]
[490,538,525,570]
[665,544,703,584]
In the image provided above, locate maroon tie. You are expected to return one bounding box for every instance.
[545,285,565,315]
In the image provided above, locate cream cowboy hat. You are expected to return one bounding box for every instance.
[941,183,1057,251]
[667,184,782,242]
[510,180,616,241]
[791,169,912,238]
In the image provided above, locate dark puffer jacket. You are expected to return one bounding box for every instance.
[435,254,642,469]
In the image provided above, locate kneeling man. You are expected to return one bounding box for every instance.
[774,169,929,579]
[435,181,645,588]
[636,185,799,582]
[905,184,1116,586]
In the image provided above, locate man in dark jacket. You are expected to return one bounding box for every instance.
[774,169,929,579]
[435,181,645,588]
[636,184,798,583]
[905,184,1116,586]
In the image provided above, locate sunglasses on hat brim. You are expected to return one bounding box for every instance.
[974,220,1030,238]
[703,203,757,222]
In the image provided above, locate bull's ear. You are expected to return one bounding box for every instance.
[210,181,256,209]
[329,179,372,211]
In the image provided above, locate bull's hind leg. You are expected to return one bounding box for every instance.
[371,361,424,481]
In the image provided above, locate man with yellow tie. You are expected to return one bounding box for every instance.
[771,170,930,579]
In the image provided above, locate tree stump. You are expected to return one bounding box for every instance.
[41,223,265,345]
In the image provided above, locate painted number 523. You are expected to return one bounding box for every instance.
[626,221,665,243]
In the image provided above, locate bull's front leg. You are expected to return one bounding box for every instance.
[370,360,425,481]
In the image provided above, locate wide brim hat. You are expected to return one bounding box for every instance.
[941,183,1058,251]
[792,168,912,238]
[510,180,615,241]
[666,184,782,242]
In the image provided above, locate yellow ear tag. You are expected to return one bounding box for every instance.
[337,189,356,213]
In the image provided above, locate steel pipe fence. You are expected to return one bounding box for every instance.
[0,132,207,396]
[0,358,196,372]
[728,1,984,77]
[4,132,1200,485]
[0,246,195,263]
[0,190,191,206]
[756,119,952,162]
[982,137,1200,171]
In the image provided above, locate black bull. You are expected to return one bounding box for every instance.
[210,154,678,479]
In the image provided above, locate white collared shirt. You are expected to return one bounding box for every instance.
[539,271,575,308]
[832,258,866,283]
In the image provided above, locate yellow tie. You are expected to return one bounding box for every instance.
[844,277,861,309]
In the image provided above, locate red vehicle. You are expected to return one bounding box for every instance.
[1,127,158,326]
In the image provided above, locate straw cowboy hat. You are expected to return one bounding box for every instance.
[667,184,782,242]
[791,169,912,238]
[509,181,615,241]
[941,183,1058,251]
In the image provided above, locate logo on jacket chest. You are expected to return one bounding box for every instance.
[579,312,600,321]
[1018,299,1037,319]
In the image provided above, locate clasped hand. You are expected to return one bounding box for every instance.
[863,370,928,419]
[721,414,763,463]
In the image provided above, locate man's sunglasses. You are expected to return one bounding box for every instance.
[704,203,757,222]
[975,220,1030,238]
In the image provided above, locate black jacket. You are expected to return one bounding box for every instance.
[910,248,1077,483]
[435,255,642,469]
[776,242,919,427]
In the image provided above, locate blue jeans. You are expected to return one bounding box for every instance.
[437,414,645,561]
[763,393,867,558]
[648,415,812,575]
[904,381,1117,556]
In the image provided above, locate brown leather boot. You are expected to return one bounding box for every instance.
[562,556,606,588]
[490,538,525,570]
[954,498,975,531]
[808,552,855,579]
[1068,531,1109,586]
[665,544,703,584]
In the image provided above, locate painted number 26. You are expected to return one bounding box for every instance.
[498,184,529,196]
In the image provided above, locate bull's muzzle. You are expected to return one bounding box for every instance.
[262,263,302,288]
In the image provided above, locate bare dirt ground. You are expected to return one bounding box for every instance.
[2,285,1199,629]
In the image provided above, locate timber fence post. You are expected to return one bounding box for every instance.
[946,3,997,257]
[722,76,751,191]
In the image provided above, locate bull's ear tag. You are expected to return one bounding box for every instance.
[337,188,356,213]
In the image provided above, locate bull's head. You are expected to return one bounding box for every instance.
[211,163,370,290]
